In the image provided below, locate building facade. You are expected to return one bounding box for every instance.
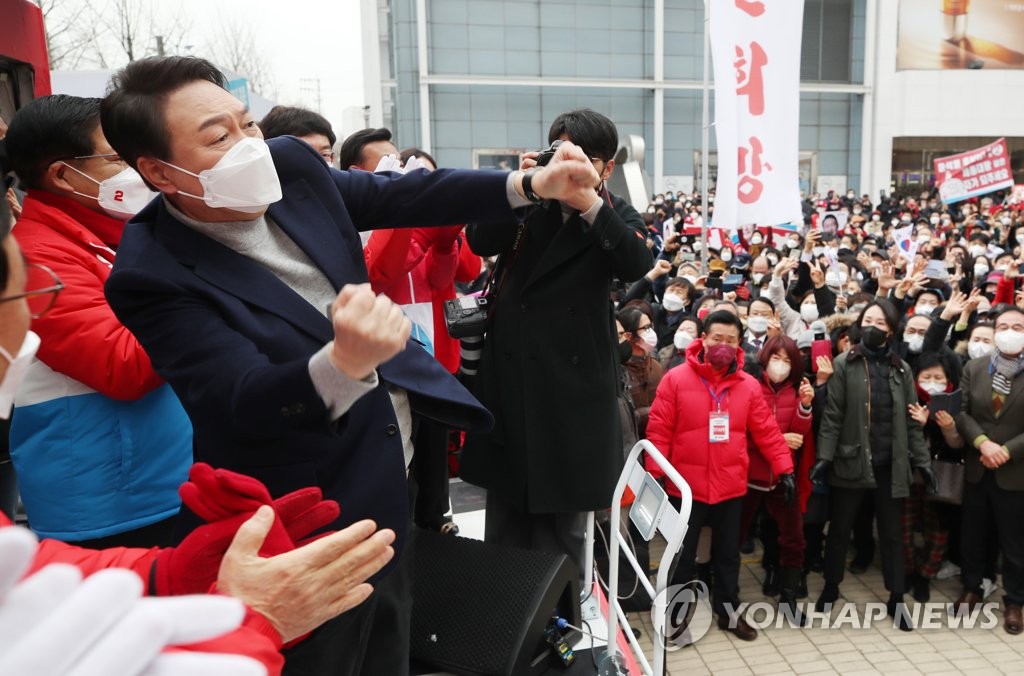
[361,0,1024,201]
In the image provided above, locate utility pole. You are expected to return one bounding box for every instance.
[156,35,165,57]
[362,105,370,127]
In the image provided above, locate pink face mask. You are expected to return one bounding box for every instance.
[705,344,736,370]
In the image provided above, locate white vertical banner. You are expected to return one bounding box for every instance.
[709,0,804,231]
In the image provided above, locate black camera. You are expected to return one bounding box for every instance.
[443,296,490,339]
[534,140,563,167]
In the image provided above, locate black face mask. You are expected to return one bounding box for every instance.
[618,340,633,364]
[860,325,889,349]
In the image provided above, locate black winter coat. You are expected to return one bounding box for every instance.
[460,195,653,512]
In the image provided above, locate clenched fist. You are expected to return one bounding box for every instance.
[329,284,411,380]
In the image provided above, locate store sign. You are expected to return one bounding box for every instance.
[934,138,1015,204]
[708,0,804,231]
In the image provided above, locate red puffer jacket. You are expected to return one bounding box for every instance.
[747,376,813,492]
[646,339,794,503]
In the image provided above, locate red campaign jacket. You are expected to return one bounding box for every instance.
[0,514,284,675]
[14,191,164,399]
[369,227,479,374]
[645,339,794,504]
[746,375,814,509]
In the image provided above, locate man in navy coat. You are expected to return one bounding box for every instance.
[100,56,605,675]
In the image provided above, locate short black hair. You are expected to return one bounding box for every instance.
[749,297,775,314]
[994,305,1024,327]
[102,56,227,171]
[547,108,618,162]
[703,309,744,337]
[337,127,393,170]
[852,298,901,339]
[399,147,437,169]
[258,105,336,146]
[6,95,102,189]
[616,306,647,335]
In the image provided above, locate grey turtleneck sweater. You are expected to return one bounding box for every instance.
[165,199,414,467]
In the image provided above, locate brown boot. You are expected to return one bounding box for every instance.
[954,590,982,617]
[717,612,758,641]
[1005,603,1023,635]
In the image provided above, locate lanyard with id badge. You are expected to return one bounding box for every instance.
[701,377,729,443]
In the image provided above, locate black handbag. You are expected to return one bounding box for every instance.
[928,459,965,505]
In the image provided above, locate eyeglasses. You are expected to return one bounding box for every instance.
[319,150,336,163]
[0,264,65,318]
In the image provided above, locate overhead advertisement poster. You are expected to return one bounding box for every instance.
[897,0,1024,70]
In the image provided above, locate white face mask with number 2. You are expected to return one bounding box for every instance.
[160,137,283,213]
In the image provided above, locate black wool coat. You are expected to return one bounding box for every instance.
[460,194,653,512]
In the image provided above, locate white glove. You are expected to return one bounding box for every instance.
[373,154,404,174]
[0,527,265,676]
[402,155,427,173]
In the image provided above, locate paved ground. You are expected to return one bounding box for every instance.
[625,543,1024,675]
[449,479,1023,674]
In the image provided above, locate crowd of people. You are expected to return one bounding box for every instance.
[622,185,1024,637]
[1,51,1024,673]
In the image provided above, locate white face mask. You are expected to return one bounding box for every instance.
[639,328,658,350]
[747,315,769,335]
[160,137,282,213]
[968,341,994,360]
[662,294,686,313]
[720,251,732,262]
[970,246,987,258]
[800,304,819,323]
[0,331,41,419]
[1001,217,1012,226]
[919,381,946,395]
[62,164,157,220]
[767,360,792,384]
[974,264,990,277]
[995,329,1024,356]
[905,334,925,354]
[751,272,765,285]
[750,234,763,245]
[930,216,940,225]
[674,331,694,350]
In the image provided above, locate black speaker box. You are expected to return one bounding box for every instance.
[411,530,581,676]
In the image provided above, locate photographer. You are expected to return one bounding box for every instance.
[460,109,652,576]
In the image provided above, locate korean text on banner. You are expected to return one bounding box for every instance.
[934,139,1015,205]
[709,0,804,232]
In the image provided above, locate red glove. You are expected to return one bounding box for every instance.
[153,464,341,596]
[734,284,751,300]
[152,511,253,596]
[181,464,339,545]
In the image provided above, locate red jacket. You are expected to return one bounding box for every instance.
[0,513,283,674]
[747,375,814,508]
[368,226,480,373]
[645,339,794,503]
[14,190,163,399]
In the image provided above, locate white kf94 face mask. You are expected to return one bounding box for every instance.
[61,165,157,220]
[160,137,283,213]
